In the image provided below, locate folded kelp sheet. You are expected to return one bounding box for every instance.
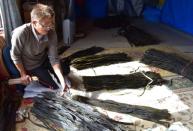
[118,25,160,47]
[31,92,125,131]
[73,96,171,127]
[82,71,167,91]
[71,53,132,70]
[140,49,193,82]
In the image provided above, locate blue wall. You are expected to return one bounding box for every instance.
[161,0,193,35]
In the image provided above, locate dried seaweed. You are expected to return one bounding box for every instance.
[67,46,104,60]
[141,49,193,82]
[118,25,160,47]
[81,71,167,91]
[71,53,132,70]
[58,45,70,55]
[61,46,104,74]
[31,92,123,131]
[73,95,171,127]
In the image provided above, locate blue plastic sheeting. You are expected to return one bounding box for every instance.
[143,7,161,22]
[85,0,108,19]
[110,0,143,16]
[161,0,193,35]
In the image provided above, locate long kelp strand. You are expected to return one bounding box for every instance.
[81,71,167,91]
[118,25,160,47]
[60,46,105,74]
[140,49,193,82]
[73,96,171,127]
[67,46,104,60]
[71,53,132,70]
[31,92,122,131]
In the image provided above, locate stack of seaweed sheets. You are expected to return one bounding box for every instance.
[32,92,171,131]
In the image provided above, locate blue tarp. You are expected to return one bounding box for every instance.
[161,0,193,35]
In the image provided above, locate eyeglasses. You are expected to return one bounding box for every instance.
[38,22,55,30]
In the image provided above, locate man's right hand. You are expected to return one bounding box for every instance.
[56,89,64,96]
[20,75,32,85]
[14,63,32,85]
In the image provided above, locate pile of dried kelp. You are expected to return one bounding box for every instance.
[118,25,160,47]
[73,96,171,127]
[57,45,70,55]
[31,92,123,131]
[71,53,132,70]
[61,46,131,70]
[0,82,21,131]
[67,46,105,60]
[61,46,104,73]
[141,49,193,82]
[82,71,166,91]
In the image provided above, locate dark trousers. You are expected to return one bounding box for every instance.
[28,59,60,89]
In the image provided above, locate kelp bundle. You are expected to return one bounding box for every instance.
[67,46,105,60]
[58,46,70,55]
[82,71,166,91]
[71,53,132,70]
[61,46,104,74]
[61,47,131,70]
[141,49,193,82]
[73,96,171,127]
[118,25,160,47]
[31,92,122,131]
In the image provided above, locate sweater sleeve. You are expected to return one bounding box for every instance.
[10,29,25,64]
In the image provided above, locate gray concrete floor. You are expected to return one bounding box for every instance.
[64,27,129,53]
[132,19,193,54]
[63,18,193,56]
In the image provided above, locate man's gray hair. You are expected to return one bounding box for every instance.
[31,4,55,22]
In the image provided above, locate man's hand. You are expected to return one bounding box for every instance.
[52,64,71,97]
[63,84,70,92]
[14,63,32,85]
[56,88,64,96]
[20,75,32,85]
[56,84,71,97]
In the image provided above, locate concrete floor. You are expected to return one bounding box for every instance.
[133,19,193,54]
[62,18,193,57]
